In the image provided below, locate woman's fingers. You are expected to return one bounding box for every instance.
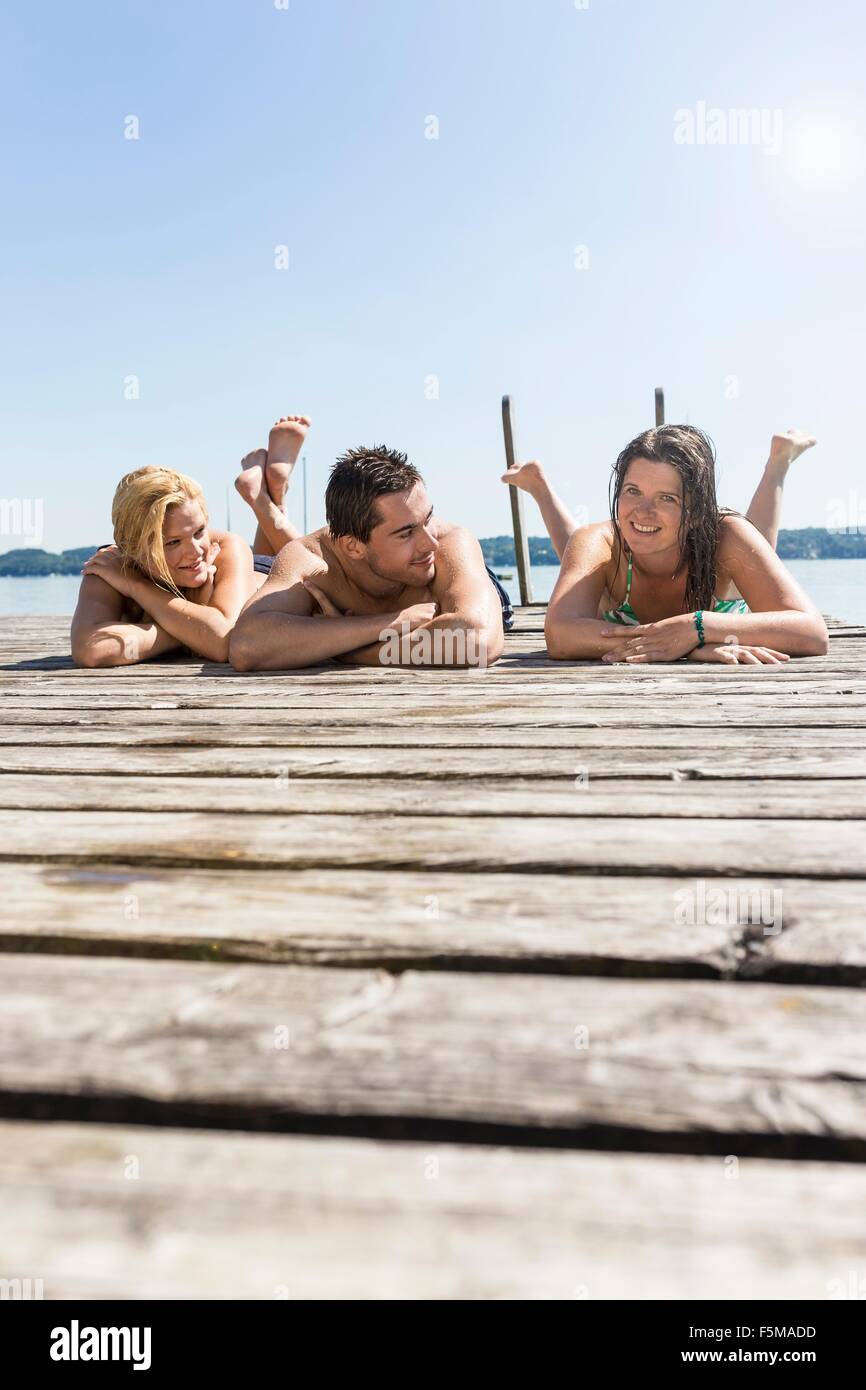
[303,579,342,617]
[603,640,792,667]
[722,645,790,665]
[606,644,685,663]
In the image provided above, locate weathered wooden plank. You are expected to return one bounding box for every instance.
[3,744,863,779]
[0,773,863,819]
[2,723,862,748]
[1,863,862,985]
[6,681,866,706]
[5,653,866,678]
[4,704,865,730]
[0,808,863,874]
[4,668,866,692]
[2,956,865,1155]
[4,652,866,678]
[4,633,865,670]
[2,1120,863,1299]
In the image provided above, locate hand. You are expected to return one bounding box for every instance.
[205,540,220,577]
[303,580,351,618]
[188,543,220,606]
[600,613,698,663]
[688,643,790,666]
[81,545,136,598]
[393,601,439,630]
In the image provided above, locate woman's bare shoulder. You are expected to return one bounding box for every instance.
[717,511,766,557]
[211,529,252,555]
[562,519,616,566]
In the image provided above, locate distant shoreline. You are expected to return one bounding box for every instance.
[2,530,866,576]
[481,531,866,567]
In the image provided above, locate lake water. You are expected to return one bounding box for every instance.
[498,560,866,624]
[1,559,865,623]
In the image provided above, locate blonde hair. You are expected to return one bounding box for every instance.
[111,466,208,595]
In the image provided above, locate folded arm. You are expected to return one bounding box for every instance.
[340,529,504,668]
[545,524,620,660]
[113,534,257,663]
[693,517,828,655]
[594,518,828,663]
[70,575,181,667]
[76,535,260,664]
[229,542,409,671]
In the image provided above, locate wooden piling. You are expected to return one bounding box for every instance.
[501,394,534,604]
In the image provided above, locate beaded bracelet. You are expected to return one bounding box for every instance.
[694,610,705,647]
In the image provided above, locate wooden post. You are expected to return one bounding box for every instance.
[654,387,665,426]
[501,394,533,604]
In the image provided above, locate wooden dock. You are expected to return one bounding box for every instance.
[2,608,866,1300]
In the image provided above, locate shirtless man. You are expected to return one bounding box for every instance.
[229,445,508,670]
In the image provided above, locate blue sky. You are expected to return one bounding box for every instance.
[1,0,864,553]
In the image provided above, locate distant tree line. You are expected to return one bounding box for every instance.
[775,528,866,559]
[481,536,559,567]
[0,547,97,576]
[481,529,866,567]
[480,528,866,567]
[2,529,866,577]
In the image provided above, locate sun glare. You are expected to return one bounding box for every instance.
[785,116,860,184]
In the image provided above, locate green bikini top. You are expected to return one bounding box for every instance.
[602,551,749,627]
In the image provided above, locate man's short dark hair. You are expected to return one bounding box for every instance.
[326,445,424,542]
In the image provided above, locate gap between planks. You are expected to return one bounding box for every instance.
[1,864,863,987]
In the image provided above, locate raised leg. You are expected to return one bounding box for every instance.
[234,449,300,556]
[265,415,311,510]
[745,429,816,550]
[501,459,578,560]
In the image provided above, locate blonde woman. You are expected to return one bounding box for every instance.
[71,415,309,666]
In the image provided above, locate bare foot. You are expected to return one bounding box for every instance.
[234,448,268,508]
[768,428,817,475]
[266,415,311,504]
[500,459,547,497]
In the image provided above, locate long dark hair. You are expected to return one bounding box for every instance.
[609,424,729,612]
